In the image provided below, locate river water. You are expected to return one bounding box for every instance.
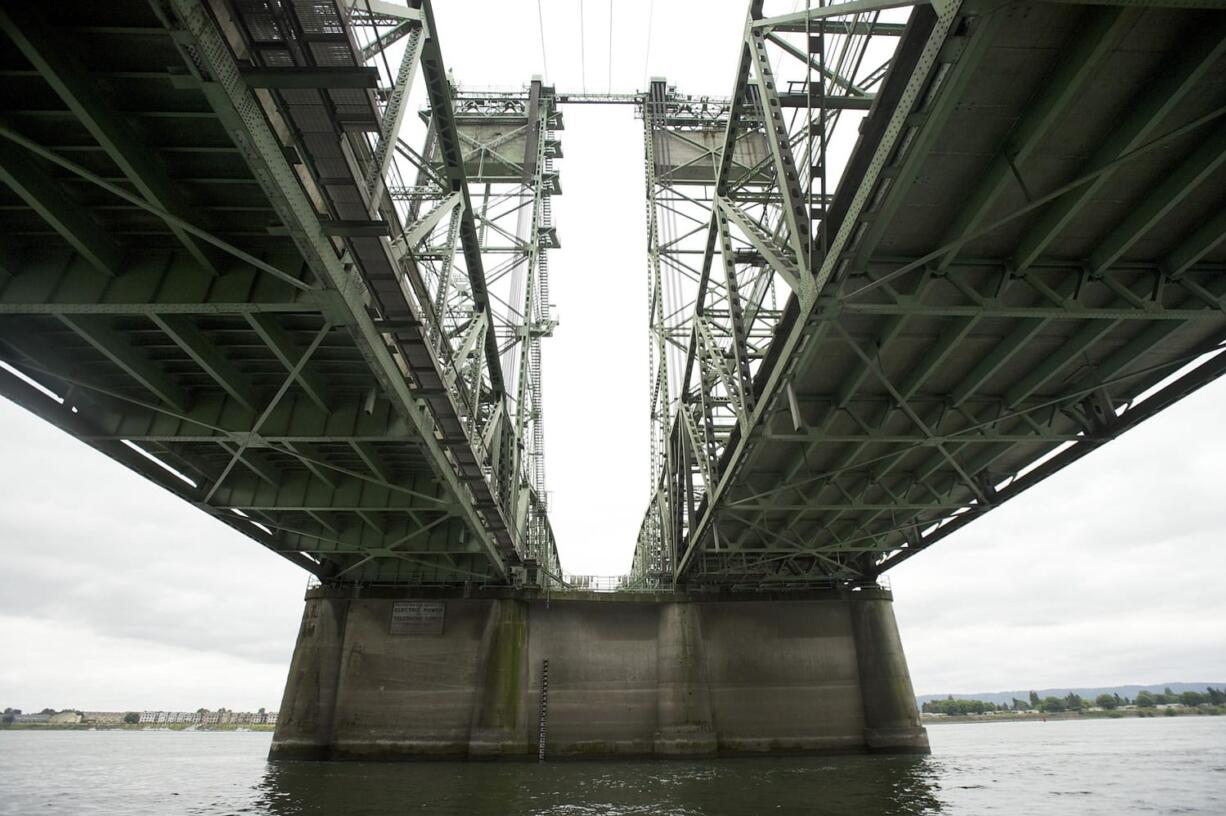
[2,718,1223,815]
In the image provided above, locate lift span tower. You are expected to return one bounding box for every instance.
[1,0,1224,759]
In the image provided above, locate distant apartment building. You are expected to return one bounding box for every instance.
[13,713,49,724]
[47,711,82,724]
[134,708,276,725]
[82,712,125,725]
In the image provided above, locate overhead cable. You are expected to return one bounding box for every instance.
[642,0,654,88]
[580,0,587,92]
[536,0,550,81]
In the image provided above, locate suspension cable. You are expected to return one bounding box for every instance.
[579,0,587,92]
[642,0,655,89]
[536,0,550,81]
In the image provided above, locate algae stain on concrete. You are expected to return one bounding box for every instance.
[481,600,527,731]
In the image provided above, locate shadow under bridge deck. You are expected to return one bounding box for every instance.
[653,0,1226,588]
[0,0,560,587]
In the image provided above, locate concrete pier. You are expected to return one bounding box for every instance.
[270,587,928,760]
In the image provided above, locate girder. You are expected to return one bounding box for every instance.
[636,0,1226,590]
[0,0,561,589]
[1,0,1223,594]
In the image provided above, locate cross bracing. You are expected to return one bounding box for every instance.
[0,0,1224,593]
[0,0,560,589]
[631,0,1226,590]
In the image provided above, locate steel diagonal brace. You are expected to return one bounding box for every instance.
[763,32,868,97]
[717,207,756,420]
[0,127,313,292]
[203,323,333,504]
[445,313,488,388]
[717,197,802,293]
[367,17,428,205]
[695,317,749,428]
[676,0,970,575]
[398,190,465,250]
[158,0,510,579]
[418,0,505,394]
[754,0,928,31]
[680,402,715,491]
[843,102,1226,301]
[745,24,814,296]
[833,322,989,506]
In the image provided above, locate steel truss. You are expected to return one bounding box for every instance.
[0,0,561,588]
[2,0,1224,594]
[632,0,1226,590]
[631,1,905,588]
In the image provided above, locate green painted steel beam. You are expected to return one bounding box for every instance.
[836,300,1221,320]
[217,441,282,487]
[1002,320,1120,405]
[57,315,191,412]
[767,21,908,35]
[0,362,328,575]
[207,470,449,513]
[931,7,1135,272]
[753,0,927,30]
[847,13,1001,273]
[350,440,396,484]
[0,4,221,275]
[283,443,340,490]
[1090,126,1226,276]
[149,315,262,411]
[873,347,1226,575]
[1164,209,1226,277]
[1013,26,1226,271]
[776,93,875,109]
[0,145,123,276]
[762,430,1081,444]
[239,66,379,90]
[80,392,413,444]
[245,314,331,412]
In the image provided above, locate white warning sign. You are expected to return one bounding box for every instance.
[389,601,446,635]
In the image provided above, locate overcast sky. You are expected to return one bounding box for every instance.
[1,0,1224,713]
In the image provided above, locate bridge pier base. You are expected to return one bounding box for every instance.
[269,586,927,760]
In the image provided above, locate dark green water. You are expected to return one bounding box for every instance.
[2,718,1223,814]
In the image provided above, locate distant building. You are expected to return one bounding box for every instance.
[13,713,49,724]
[121,708,277,726]
[82,712,125,725]
[48,711,82,724]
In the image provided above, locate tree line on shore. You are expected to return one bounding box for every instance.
[922,686,1226,715]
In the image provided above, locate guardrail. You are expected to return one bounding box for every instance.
[561,574,630,593]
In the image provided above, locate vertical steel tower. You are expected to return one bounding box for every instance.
[347,6,564,583]
[632,12,902,588]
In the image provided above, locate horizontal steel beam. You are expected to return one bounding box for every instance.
[239,67,380,89]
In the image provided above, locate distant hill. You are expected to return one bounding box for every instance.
[916,682,1225,707]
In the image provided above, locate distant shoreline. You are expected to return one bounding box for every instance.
[0,723,275,732]
[924,708,1222,724]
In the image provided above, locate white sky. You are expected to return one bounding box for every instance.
[1,0,1224,712]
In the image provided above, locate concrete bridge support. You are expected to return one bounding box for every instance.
[269,587,928,760]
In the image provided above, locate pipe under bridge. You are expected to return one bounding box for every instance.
[1,0,1224,761]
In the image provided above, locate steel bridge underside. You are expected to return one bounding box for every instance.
[0,0,1223,594]
[0,0,559,587]
[671,0,1226,587]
